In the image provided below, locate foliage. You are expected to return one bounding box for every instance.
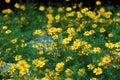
[0,1,120,80]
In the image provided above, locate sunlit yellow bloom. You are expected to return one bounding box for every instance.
[5,30,12,34]
[99,27,106,33]
[65,68,73,76]
[90,77,98,80]
[87,64,94,70]
[92,47,101,53]
[96,0,101,5]
[93,67,102,75]
[32,57,47,68]
[62,37,72,45]
[39,6,45,11]
[55,62,64,72]
[81,7,89,13]
[14,3,20,8]
[77,68,85,76]
[52,34,58,40]
[5,0,11,3]
[102,55,111,64]
[8,64,16,74]
[66,56,72,62]
[33,30,42,35]
[108,33,114,37]
[105,42,114,49]
[2,26,8,30]
[11,38,17,44]
[6,48,11,54]
[98,62,105,66]
[0,60,5,67]
[38,51,44,55]
[58,7,64,12]
[66,7,72,11]
[14,55,22,61]
[65,78,73,80]
[115,42,120,48]
[20,5,26,11]
[92,24,97,28]
[2,8,12,14]
[41,77,49,80]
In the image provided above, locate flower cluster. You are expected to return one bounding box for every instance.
[0,0,120,80]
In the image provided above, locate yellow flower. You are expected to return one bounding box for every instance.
[39,6,45,11]
[41,77,49,80]
[81,8,89,13]
[8,64,16,74]
[115,42,120,48]
[5,30,12,34]
[77,68,85,76]
[99,27,106,33]
[0,60,5,67]
[55,62,64,72]
[92,47,101,53]
[38,51,44,55]
[65,78,73,80]
[52,34,58,40]
[58,7,64,12]
[5,0,11,3]
[90,77,98,80]
[92,24,97,28]
[20,5,26,11]
[33,30,42,35]
[62,37,72,45]
[87,64,94,70]
[2,26,8,30]
[32,57,47,68]
[102,55,111,64]
[66,7,72,11]
[108,33,113,37]
[6,48,11,54]
[93,67,102,75]
[96,0,101,5]
[11,38,17,44]
[66,56,72,62]
[105,42,114,49]
[14,3,20,8]
[14,55,22,61]
[65,68,73,76]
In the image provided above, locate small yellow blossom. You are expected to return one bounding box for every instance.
[108,33,114,37]
[0,60,5,67]
[102,55,111,64]
[5,0,11,3]
[90,77,98,80]
[96,0,101,5]
[2,26,8,30]
[14,3,20,8]
[5,30,12,34]
[55,62,64,72]
[20,5,26,11]
[87,64,94,70]
[77,68,85,76]
[99,27,106,33]
[66,7,72,11]
[39,6,45,11]
[93,67,102,75]
[11,38,17,44]
[105,42,114,49]
[65,68,73,76]
[14,55,22,61]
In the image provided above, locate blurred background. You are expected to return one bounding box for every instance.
[0,0,120,12]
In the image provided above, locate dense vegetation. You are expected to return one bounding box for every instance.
[0,0,120,80]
